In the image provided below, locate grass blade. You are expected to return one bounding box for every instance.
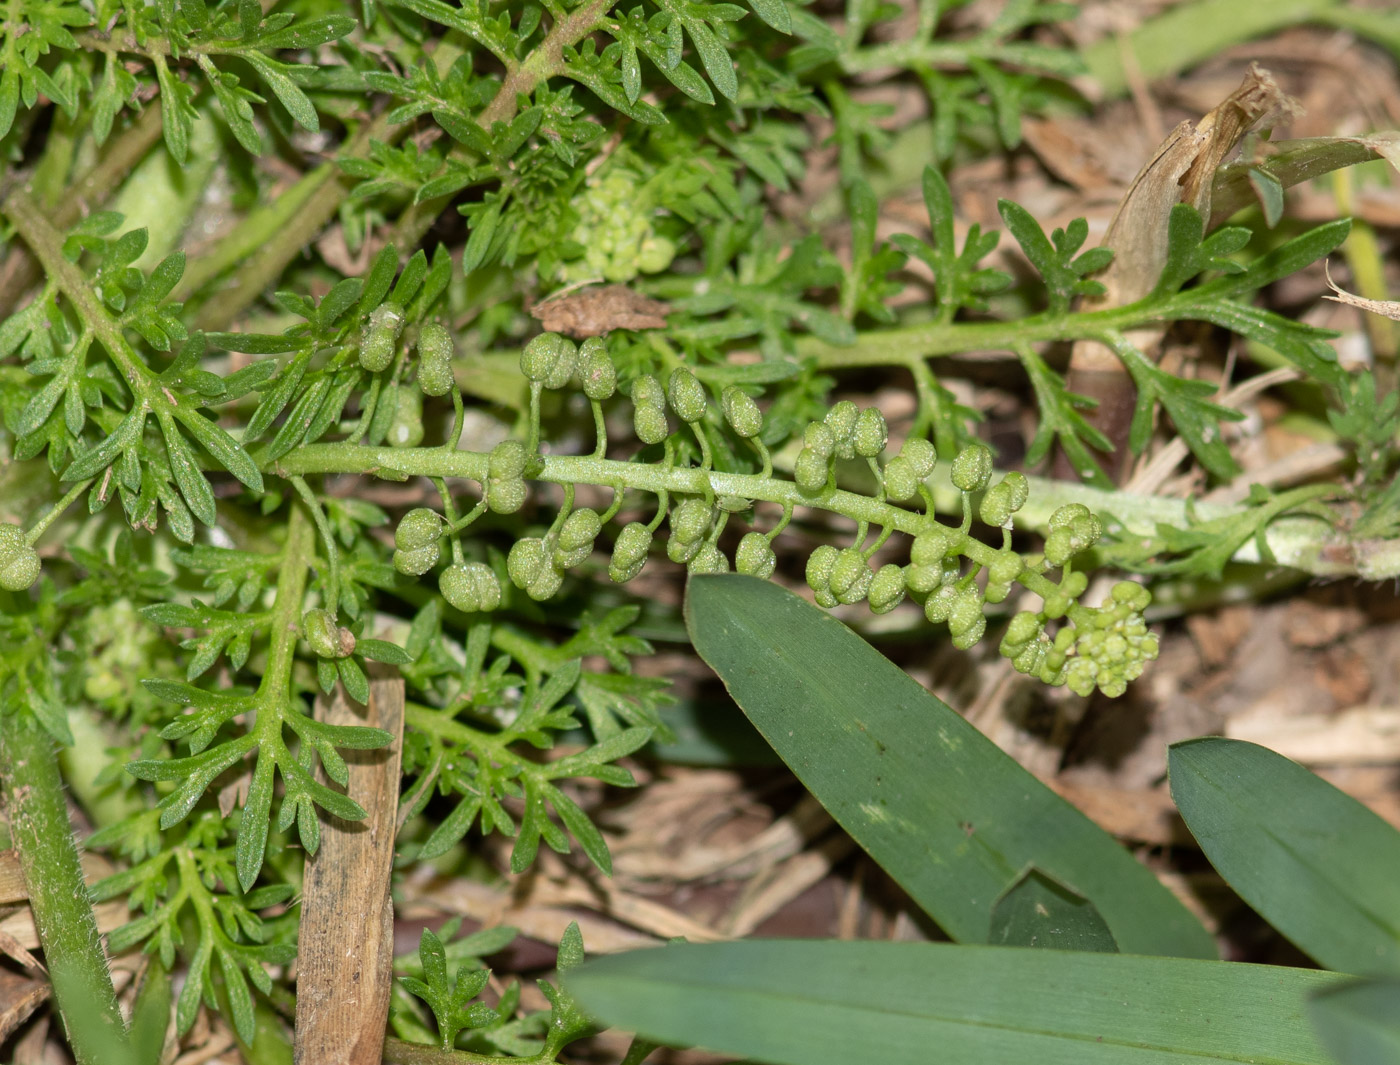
[1170,737,1400,975]
[567,940,1343,1065]
[684,574,1214,958]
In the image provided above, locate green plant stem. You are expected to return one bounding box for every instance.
[478,0,615,127]
[25,477,94,544]
[0,705,132,1065]
[270,440,1397,579]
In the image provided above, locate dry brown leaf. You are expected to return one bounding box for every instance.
[1063,65,1302,479]
[530,284,669,337]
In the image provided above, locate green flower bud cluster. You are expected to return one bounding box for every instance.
[360,301,405,373]
[303,608,355,659]
[0,524,40,591]
[560,168,677,284]
[997,583,1158,698]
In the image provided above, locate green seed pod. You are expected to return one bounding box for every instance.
[386,386,424,448]
[440,562,501,613]
[910,526,956,567]
[489,439,530,480]
[983,549,1024,605]
[417,322,455,396]
[1059,570,1089,602]
[631,373,665,411]
[521,332,576,385]
[488,478,527,515]
[721,386,763,439]
[803,422,836,459]
[900,438,937,480]
[868,564,906,614]
[985,478,1019,526]
[667,535,701,565]
[1049,503,1092,531]
[951,616,987,650]
[794,447,830,492]
[827,548,868,599]
[507,538,548,589]
[905,563,941,595]
[0,524,40,592]
[396,508,443,551]
[882,456,918,501]
[951,442,993,493]
[735,532,777,578]
[1044,529,1075,568]
[635,405,670,445]
[824,401,859,448]
[360,301,405,372]
[393,543,441,577]
[579,338,616,401]
[670,498,712,545]
[853,408,888,458]
[609,523,653,583]
[558,508,603,553]
[688,543,729,574]
[947,586,985,636]
[668,367,707,423]
[1003,611,1043,650]
[526,564,564,602]
[806,544,839,606]
[924,583,958,625]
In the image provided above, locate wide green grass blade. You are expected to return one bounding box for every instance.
[989,867,1118,952]
[1170,737,1400,975]
[1308,979,1400,1065]
[684,574,1215,958]
[567,941,1343,1065]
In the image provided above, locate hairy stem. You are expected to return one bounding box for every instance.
[0,706,133,1065]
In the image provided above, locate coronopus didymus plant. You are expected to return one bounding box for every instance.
[3,0,1400,1061]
